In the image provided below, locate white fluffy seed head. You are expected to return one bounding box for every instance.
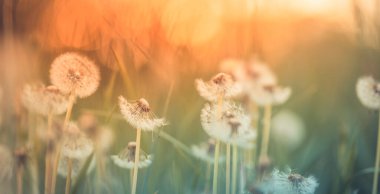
[22,83,69,116]
[261,168,319,194]
[356,76,380,110]
[272,110,305,149]
[118,96,167,131]
[200,101,256,145]
[191,139,225,163]
[249,84,292,106]
[111,144,152,169]
[58,156,86,178]
[49,52,100,98]
[61,122,94,159]
[195,72,242,102]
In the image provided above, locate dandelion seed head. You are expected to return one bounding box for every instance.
[61,122,94,159]
[22,83,69,116]
[201,102,256,145]
[196,73,242,101]
[49,52,100,98]
[58,156,85,178]
[272,110,305,149]
[111,142,153,169]
[118,96,166,131]
[0,145,13,182]
[249,84,292,106]
[261,168,319,194]
[191,139,225,163]
[356,76,380,109]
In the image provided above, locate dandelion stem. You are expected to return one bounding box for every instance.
[232,145,238,194]
[205,162,211,193]
[260,104,272,159]
[212,140,220,194]
[372,111,380,194]
[44,113,53,194]
[132,128,142,194]
[226,143,231,194]
[65,158,73,194]
[17,165,24,194]
[52,92,75,194]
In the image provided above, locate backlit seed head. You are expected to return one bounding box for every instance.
[191,139,225,163]
[261,168,318,194]
[196,72,242,101]
[22,83,69,116]
[249,84,291,106]
[201,101,256,145]
[111,142,152,169]
[61,122,94,159]
[119,96,166,131]
[0,145,13,182]
[49,52,100,98]
[58,156,86,178]
[356,76,380,109]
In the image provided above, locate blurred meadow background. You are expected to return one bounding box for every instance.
[0,0,380,194]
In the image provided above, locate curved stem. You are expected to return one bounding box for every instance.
[131,128,142,194]
[372,111,380,194]
[65,158,72,194]
[226,143,231,194]
[259,104,272,159]
[232,145,238,194]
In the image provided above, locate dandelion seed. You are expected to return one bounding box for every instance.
[49,52,100,98]
[21,83,69,116]
[191,139,225,163]
[0,145,13,182]
[261,168,319,194]
[249,84,291,106]
[356,76,380,109]
[272,110,305,149]
[220,58,277,94]
[57,156,86,179]
[61,122,94,159]
[111,142,153,169]
[196,73,242,102]
[118,96,166,131]
[201,102,256,145]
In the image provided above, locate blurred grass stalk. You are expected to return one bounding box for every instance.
[372,111,380,194]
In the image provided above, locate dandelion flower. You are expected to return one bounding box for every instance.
[0,145,13,182]
[111,142,153,169]
[201,102,256,144]
[272,110,305,149]
[261,168,319,194]
[191,139,225,163]
[249,84,291,106]
[49,52,100,98]
[244,59,277,86]
[61,122,94,159]
[356,76,380,109]
[57,156,86,178]
[21,83,69,116]
[119,96,166,131]
[196,73,242,101]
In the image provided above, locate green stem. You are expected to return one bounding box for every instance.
[232,145,238,194]
[205,162,211,193]
[372,111,380,194]
[131,128,142,194]
[226,143,231,194]
[65,158,72,194]
[259,104,272,159]
[212,140,220,194]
